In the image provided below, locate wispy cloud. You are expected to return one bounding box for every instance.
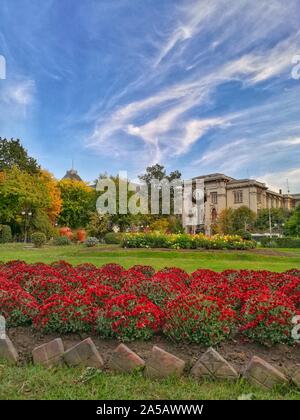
[85,0,300,176]
[1,80,35,106]
[1,0,299,186]
[258,168,300,193]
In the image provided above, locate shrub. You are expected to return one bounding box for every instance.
[163,293,236,346]
[87,212,110,239]
[76,229,87,242]
[104,232,122,244]
[59,227,73,240]
[53,236,71,246]
[124,271,188,307]
[0,225,12,243]
[85,237,99,247]
[122,232,255,250]
[240,291,298,346]
[98,263,126,289]
[261,237,300,248]
[35,291,96,334]
[31,232,47,248]
[96,294,163,341]
[235,230,252,241]
[127,265,155,278]
[0,276,38,326]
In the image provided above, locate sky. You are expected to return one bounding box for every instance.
[0,0,300,192]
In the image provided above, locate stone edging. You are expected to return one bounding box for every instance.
[1,336,299,390]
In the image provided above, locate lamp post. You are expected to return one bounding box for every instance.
[21,210,32,243]
[268,207,272,237]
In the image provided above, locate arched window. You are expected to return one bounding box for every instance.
[211,207,217,223]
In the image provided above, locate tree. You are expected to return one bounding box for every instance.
[215,208,235,234]
[216,206,256,235]
[255,208,290,232]
[39,170,62,223]
[57,179,96,228]
[0,138,40,173]
[138,164,182,216]
[139,164,181,184]
[286,205,300,236]
[0,166,51,237]
[231,206,256,233]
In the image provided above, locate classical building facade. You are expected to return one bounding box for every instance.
[183,173,299,235]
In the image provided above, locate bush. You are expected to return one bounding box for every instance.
[235,230,252,241]
[53,236,71,246]
[35,291,95,334]
[0,276,38,326]
[104,232,122,244]
[261,237,300,248]
[31,232,47,248]
[163,293,236,346]
[96,294,163,341]
[241,291,298,345]
[85,237,99,247]
[87,212,110,239]
[122,232,256,250]
[0,225,12,243]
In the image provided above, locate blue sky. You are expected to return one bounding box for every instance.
[0,0,300,192]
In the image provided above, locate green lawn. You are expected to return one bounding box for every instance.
[0,363,298,400]
[0,243,299,272]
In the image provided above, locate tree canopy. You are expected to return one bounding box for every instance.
[0,138,40,173]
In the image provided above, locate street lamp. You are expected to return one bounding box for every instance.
[268,207,272,237]
[21,210,32,243]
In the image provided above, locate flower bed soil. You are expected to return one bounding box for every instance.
[7,326,300,377]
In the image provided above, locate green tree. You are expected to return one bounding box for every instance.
[286,205,300,236]
[232,206,256,233]
[0,166,51,238]
[57,179,96,228]
[138,164,182,216]
[139,164,181,184]
[0,138,40,173]
[255,208,290,232]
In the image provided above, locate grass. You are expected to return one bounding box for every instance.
[0,362,299,400]
[0,243,299,272]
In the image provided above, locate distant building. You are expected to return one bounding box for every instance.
[183,173,300,235]
[62,168,83,182]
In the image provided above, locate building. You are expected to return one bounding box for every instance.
[183,173,299,235]
[62,168,83,182]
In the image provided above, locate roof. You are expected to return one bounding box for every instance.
[192,173,234,182]
[62,169,83,182]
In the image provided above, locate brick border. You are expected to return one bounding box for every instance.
[0,335,298,390]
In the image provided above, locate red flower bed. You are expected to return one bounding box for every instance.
[241,290,298,345]
[0,275,38,326]
[163,293,236,346]
[0,260,299,346]
[96,293,164,341]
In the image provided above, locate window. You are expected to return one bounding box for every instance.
[211,192,218,204]
[234,190,243,204]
